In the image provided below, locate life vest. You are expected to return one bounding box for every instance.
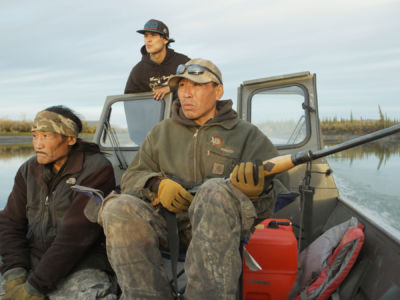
[296,217,365,300]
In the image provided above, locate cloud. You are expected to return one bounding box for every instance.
[1,0,400,120]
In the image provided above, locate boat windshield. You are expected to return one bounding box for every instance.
[100,99,163,148]
[250,85,310,147]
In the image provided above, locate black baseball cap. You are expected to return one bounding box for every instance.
[137,19,175,43]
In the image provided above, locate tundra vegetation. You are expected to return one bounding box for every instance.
[0,106,397,137]
[321,106,399,135]
[0,120,96,135]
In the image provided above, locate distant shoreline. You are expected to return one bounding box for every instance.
[0,136,33,145]
[1,134,398,146]
[0,135,93,145]
[322,133,400,144]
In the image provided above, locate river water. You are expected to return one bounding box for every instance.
[1,140,399,239]
[326,139,400,239]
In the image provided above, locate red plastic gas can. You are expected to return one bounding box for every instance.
[243,218,298,300]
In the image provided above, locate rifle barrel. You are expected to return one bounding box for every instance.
[262,124,400,177]
[311,123,400,160]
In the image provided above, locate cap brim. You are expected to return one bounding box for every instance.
[168,74,214,89]
[136,30,174,43]
[137,29,153,34]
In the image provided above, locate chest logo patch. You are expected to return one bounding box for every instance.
[211,136,223,146]
[212,163,225,175]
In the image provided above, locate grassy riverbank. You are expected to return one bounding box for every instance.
[0,119,96,135]
[0,119,95,145]
[320,107,399,135]
[321,118,399,135]
[1,108,398,138]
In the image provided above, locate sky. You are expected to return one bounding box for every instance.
[1,0,399,122]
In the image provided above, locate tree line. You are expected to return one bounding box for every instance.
[321,106,399,135]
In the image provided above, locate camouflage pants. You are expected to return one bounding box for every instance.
[99,178,257,300]
[0,266,117,300]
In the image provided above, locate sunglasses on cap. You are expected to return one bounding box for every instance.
[176,64,223,85]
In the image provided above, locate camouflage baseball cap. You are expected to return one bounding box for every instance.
[32,110,79,137]
[168,58,223,89]
[137,19,175,43]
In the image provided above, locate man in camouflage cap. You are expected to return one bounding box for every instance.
[0,106,117,299]
[100,58,289,299]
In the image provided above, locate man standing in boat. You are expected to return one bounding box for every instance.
[100,58,289,299]
[0,106,117,299]
[124,19,190,100]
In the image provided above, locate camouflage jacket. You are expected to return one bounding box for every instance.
[0,149,115,293]
[121,99,289,219]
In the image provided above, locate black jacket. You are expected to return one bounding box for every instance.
[124,46,190,94]
[0,149,115,293]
